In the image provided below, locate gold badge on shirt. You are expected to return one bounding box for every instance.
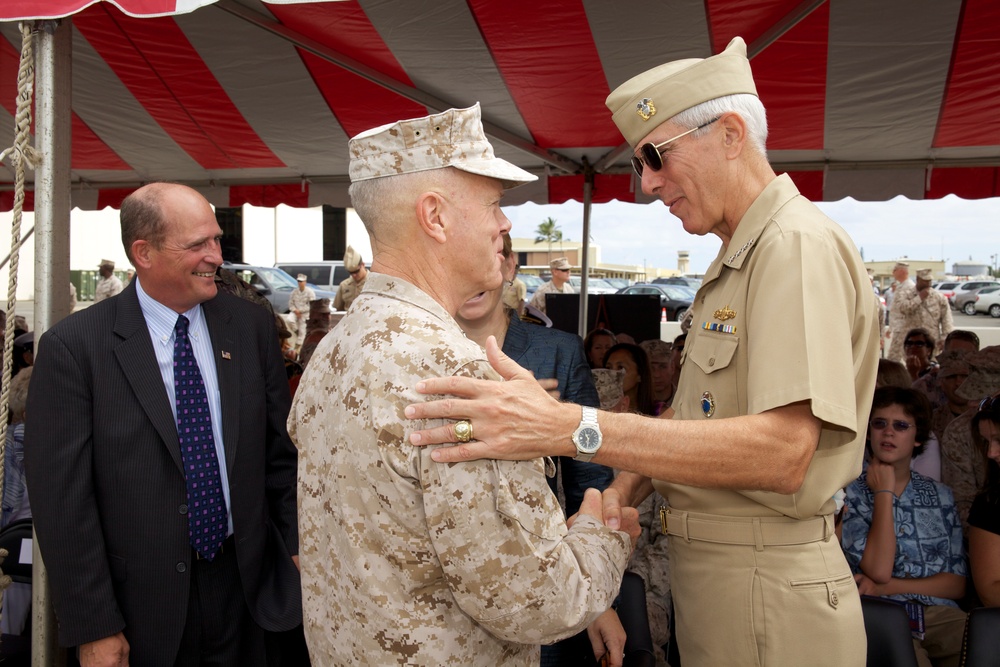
[713,305,736,321]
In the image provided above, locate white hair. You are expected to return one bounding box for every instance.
[671,93,768,156]
[348,168,460,242]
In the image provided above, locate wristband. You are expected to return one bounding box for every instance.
[873,489,895,498]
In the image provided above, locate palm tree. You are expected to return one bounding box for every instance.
[534,217,563,264]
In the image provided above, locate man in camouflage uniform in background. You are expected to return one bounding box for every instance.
[529,257,576,315]
[94,258,124,303]
[333,245,368,311]
[896,268,953,357]
[886,261,916,362]
[941,346,1000,532]
[288,273,315,349]
[288,104,635,667]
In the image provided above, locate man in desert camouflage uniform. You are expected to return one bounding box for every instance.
[288,274,315,349]
[332,246,368,311]
[288,104,634,667]
[893,268,953,358]
[941,346,1000,531]
[94,258,124,303]
[886,262,918,362]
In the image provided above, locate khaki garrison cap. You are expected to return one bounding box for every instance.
[606,36,759,148]
[348,103,537,189]
[343,246,362,273]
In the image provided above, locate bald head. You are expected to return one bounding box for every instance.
[121,183,206,263]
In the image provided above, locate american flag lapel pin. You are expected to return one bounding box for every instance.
[221,351,232,360]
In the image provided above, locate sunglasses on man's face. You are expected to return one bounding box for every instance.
[630,117,720,177]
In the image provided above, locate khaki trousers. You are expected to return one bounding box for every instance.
[665,510,866,667]
[913,605,966,667]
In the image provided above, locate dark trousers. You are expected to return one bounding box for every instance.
[174,537,265,667]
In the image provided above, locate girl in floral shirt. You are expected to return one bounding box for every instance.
[841,386,967,666]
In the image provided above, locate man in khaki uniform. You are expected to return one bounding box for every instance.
[288,104,634,667]
[288,273,315,348]
[94,258,124,303]
[332,245,367,311]
[405,38,880,667]
[529,257,576,314]
[502,263,527,316]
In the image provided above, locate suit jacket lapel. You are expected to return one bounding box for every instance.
[113,282,184,473]
[203,296,239,472]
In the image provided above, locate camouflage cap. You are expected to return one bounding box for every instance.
[640,339,672,362]
[605,37,758,148]
[957,345,1000,400]
[344,246,362,273]
[98,258,115,269]
[893,261,910,270]
[550,257,572,271]
[348,103,537,189]
[592,368,626,411]
[916,268,933,281]
[937,349,970,379]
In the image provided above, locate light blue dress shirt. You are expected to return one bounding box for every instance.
[136,278,233,535]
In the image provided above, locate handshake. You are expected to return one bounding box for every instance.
[570,487,642,548]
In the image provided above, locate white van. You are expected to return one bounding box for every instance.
[275,261,349,292]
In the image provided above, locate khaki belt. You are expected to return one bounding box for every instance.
[660,508,834,550]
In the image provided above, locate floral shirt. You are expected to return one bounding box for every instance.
[842,470,966,608]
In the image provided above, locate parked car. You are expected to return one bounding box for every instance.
[615,283,694,320]
[519,274,544,300]
[974,288,1000,318]
[275,261,350,292]
[935,281,961,302]
[602,278,631,290]
[225,264,338,313]
[652,276,702,290]
[950,279,998,307]
[955,284,1000,315]
[569,276,618,295]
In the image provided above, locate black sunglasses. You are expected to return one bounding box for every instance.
[630,117,720,177]
[979,396,1000,413]
[903,340,931,348]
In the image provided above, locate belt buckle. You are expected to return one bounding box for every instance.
[659,507,669,535]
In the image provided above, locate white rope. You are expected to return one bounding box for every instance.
[0,21,41,615]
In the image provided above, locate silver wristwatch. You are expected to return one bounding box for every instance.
[572,406,603,462]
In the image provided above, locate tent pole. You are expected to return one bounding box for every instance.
[578,162,594,338]
[33,18,72,667]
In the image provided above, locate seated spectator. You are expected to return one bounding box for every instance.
[584,328,617,369]
[878,358,913,389]
[2,367,31,527]
[639,339,674,411]
[604,343,657,416]
[903,327,937,382]
[942,346,1000,530]
[931,351,972,454]
[842,386,967,666]
[914,330,981,409]
[968,397,1000,607]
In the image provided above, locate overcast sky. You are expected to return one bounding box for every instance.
[502,195,1000,276]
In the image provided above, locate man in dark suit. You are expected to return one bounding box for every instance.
[24,183,301,666]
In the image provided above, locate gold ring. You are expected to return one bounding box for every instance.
[454,420,474,443]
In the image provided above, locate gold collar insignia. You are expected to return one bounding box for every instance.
[636,98,656,121]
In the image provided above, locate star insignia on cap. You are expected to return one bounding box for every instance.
[636,98,656,121]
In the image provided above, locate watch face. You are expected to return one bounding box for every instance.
[576,427,601,453]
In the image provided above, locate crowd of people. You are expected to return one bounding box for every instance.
[8,31,1000,667]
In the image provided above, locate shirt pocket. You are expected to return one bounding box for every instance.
[687,333,739,375]
[493,459,566,541]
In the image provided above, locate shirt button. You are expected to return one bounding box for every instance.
[179,504,188,514]
[708,358,716,366]
[176,562,187,573]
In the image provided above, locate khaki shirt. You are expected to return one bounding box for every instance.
[289,273,630,666]
[529,280,575,314]
[655,175,880,519]
[288,285,315,316]
[503,277,527,311]
[333,273,366,311]
[94,274,123,303]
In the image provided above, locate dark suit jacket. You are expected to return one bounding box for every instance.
[24,281,301,665]
[502,314,612,517]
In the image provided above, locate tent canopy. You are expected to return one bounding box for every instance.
[2,0,999,211]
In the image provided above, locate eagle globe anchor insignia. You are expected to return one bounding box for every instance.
[636,97,656,121]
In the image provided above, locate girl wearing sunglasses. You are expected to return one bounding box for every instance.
[841,386,967,665]
[968,396,1000,606]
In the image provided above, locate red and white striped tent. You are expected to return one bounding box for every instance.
[2,0,1000,212]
